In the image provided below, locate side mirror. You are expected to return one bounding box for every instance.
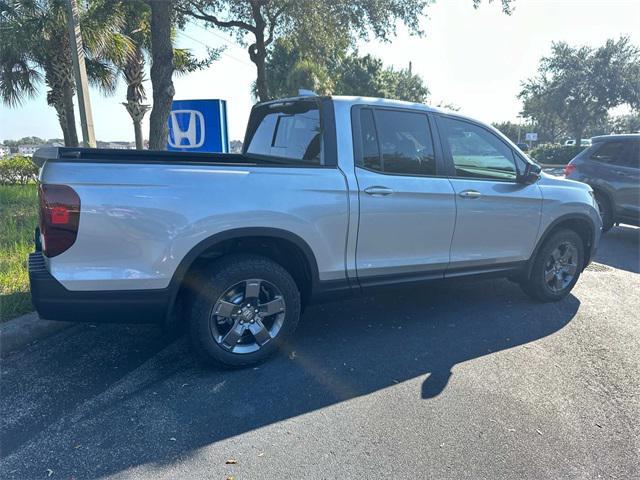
[518,162,541,184]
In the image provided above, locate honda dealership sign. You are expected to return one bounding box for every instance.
[167,99,229,153]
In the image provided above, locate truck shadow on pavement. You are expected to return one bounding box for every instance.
[0,279,579,479]
[595,225,639,273]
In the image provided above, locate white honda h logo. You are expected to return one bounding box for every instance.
[168,110,205,148]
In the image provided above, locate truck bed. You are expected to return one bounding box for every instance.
[32,147,272,168]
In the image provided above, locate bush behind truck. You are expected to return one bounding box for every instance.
[0,155,39,185]
[529,144,585,166]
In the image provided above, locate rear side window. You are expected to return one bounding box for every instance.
[356,108,436,176]
[359,109,381,170]
[441,117,518,181]
[245,100,322,164]
[592,141,639,168]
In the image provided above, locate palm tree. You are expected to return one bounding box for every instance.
[122,43,150,150]
[0,0,132,146]
[117,0,218,149]
[118,1,152,150]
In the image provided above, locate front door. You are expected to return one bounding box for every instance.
[353,107,456,283]
[437,116,542,272]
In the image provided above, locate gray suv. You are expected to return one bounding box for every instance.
[565,134,640,232]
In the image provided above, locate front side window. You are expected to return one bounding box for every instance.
[592,141,638,168]
[246,101,322,164]
[441,117,518,180]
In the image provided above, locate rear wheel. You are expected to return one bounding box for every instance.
[520,229,584,302]
[595,192,614,233]
[189,254,301,367]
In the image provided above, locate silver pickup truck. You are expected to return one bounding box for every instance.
[30,95,601,366]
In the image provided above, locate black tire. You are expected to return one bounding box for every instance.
[595,192,614,233]
[520,229,584,303]
[189,254,301,367]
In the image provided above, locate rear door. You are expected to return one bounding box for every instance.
[352,107,456,283]
[436,115,542,272]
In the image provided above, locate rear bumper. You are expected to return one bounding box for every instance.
[28,252,169,324]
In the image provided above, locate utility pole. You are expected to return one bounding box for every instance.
[65,0,96,147]
[517,114,522,143]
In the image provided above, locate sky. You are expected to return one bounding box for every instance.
[1,0,639,143]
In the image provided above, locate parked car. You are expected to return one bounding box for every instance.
[30,95,601,366]
[564,134,640,232]
[516,142,530,151]
[564,139,592,147]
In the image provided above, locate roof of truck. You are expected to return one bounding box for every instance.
[255,94,463,117]
[330,95,445,113]
[591,134,640,143]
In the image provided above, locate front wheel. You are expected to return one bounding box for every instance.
[189,254,301,367]
[520,229,584,302]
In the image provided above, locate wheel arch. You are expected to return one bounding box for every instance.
[526,213,597,278]
[165,227,321,323]
[591,185,615,210]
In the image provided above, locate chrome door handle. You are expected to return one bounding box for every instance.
[459,190,482,199]
[364,186,394,196]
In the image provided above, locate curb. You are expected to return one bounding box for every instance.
[0,312,73,358]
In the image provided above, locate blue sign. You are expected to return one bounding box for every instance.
[167,99,229,153]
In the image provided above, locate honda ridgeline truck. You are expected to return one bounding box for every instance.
[30,95,601,366]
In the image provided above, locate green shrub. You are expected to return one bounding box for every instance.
[0,156,39,185]
[529,144,585,165]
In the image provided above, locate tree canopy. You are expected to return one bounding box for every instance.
[179,0,515,102]
[519,37,640,145]
[179,0,435,102]
[0,0,134,146]
[264,38,429,103]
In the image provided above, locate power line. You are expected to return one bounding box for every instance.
[186,22,255,68]
[177,31,255,70]
[189,22,241,49]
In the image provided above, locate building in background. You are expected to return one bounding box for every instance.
[0,145,10,157]
[96,141,136,149]
[17,142,64,156]
[18,144,45,156]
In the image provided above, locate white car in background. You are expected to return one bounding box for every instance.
[564,139,592,147]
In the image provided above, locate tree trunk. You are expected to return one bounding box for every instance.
[148,0,175,150]
[62,82,79,147]
[134,119,144,149]
[574,128,583,149]
[123,101,150,150]
[254,52,268,102]
[53,103,70,146]
[123,47,149,150]
[48,38,79,147]
[249,1,269,102]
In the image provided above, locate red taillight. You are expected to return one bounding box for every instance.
[50,206,70,225]
[39,184,80,257]
[564,164,577,177]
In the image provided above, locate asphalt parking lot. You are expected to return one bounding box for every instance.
[1,226,639,480]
